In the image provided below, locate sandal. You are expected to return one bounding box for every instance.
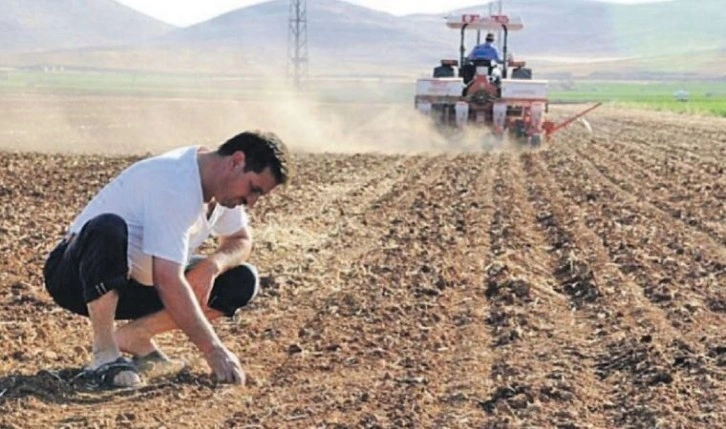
[75,357,141,389]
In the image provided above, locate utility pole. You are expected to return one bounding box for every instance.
[489,0,504,52]
[480,0,503,44]
[287,0,308,90]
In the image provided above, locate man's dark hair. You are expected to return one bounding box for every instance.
[217,130,291,185]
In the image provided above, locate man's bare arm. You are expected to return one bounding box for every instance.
[153,257,244,383]
[153,258,224,354]
[198,226,253,277]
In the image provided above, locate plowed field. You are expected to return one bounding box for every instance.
[1,105,725,428]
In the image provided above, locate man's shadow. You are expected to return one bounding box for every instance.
[0,366,217,405]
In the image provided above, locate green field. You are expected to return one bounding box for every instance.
[2,69,725,117]
[549,81,726,117]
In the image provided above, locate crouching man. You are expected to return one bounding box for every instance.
[42,131,291,388]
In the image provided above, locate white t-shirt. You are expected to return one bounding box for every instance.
[68,146,249,286]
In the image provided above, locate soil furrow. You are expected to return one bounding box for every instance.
[543,147,726,331]
[575,149,726,318]
[621,133,726,167]
[588,112,726,157]
[476,153,609,428]
[542,146,725,428]
[239,157,462,428]
[428,156,499,428]
[222,156,445,428]
[600,136,725,180]
[577,143,726,246]
[523,150,719,427]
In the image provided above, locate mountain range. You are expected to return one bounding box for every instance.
[0,0,723,76]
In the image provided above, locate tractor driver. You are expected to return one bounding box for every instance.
[467,32,501,63]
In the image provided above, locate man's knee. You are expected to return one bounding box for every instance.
[208,263,260,317]
[74,214,130,304]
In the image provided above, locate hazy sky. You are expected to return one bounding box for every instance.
[116,0,670,27]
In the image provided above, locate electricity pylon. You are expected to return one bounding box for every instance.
[287,0,308,90]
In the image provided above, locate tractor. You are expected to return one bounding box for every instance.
[414,14,600,146]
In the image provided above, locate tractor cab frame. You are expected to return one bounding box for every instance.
[451,14,524,80]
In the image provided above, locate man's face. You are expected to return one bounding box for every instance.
[218,153,278,209]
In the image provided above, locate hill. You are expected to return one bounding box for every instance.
[0,0,723,77]
[157,0,726,75]
[161,0,449,71]
[0,0,174,52]
[478,0,726,57]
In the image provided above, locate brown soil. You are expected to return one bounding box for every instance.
[0,102,725,428]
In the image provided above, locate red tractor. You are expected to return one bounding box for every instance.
[415,14,600,146]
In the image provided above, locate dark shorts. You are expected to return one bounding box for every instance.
[43,213,260,320]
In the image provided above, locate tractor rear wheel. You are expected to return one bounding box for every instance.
[512,68,532,80]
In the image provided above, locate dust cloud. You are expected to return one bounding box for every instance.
[0,79,507,156]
